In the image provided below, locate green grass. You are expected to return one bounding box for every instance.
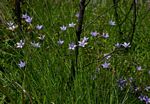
[0,0,150,103]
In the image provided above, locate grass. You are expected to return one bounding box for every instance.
[0,0,150,103]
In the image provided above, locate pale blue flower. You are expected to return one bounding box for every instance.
[101,62,110,69]
[137,66,142,71]
[82,37,89,42]
[91,31,99,37]
[78,37,88,47]
[60,25,67,31]
[22,13,28,19]
[102,33,109,39]
[8,25,17,31]
[115,42,121,48]
[69,43,77,50]
[7,21,17,31]
[117,78,127,90]
[7,21,14,26]
[78,40,87,47]
[25,16,32,23]
[36,25,43,30]
[109,20,116,26]
[145,86,150,91]
[38,35,45,40]
[31,41,40,48]
[75,13,79,18]
[122,42,131,48]
[57,39,64,45]
[143,96,150,104]
[18,61,26,68]
[138,95,145,101]
[69,22,76,27]
[16,40,25,48]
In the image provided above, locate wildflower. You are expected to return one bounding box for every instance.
[136,66,142,71]
[102,33,109,39]
[38,35,45,40]
[31,41,40,48]
[82,37,89,42]
[18,61,26,68]
[25,16,32,23]
[36,25,43,30]
[22,13,28,19]
[69,43,77,50]
[101,62,110,69]
[57,39,64,45]
[60,25,67,31]
[122,42,131,48]
[7,21,14,27]
[78,40,88,47]
[145,86,150,91]
[104,53,111,59]
[143,96,150,104]
[7,21,17,31]
[91,31,99,37]
[109,20,116,26]
[138,95,145,101]
[16,40,25,48]
[69,22,76,27]
[8,25,17,31]
[75,13,79,18]
[117,78,127,90]
[115,42,121,48]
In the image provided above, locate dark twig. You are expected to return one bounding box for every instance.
[130,0,137,45]
[68,0,88,90]
[15,0,22,31]
[75,0,86,73]
[82,48,126,68]
[85,0,90,7]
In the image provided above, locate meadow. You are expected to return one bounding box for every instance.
[1,0,150,103]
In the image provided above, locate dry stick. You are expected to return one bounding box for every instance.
[75,0,86,68]
[130,0,137,45]
[15,0,22,31]
[68,0,90,89]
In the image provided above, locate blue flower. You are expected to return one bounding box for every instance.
[7,21,17,31]
[78,37,88,47]
[117,78,127,90]
[22,13,28,19]
[69,22,76,27]
[115,42,121,48]
[25,16,32,23]
[36,25,43,30]
[143,96,150,104]
[82,37,89,42]
[109,20,116,26]
[122,42,131,48]
[18,61,26,68]
[16,40,25,48]
[57,39,64,45]
[69,43,77,50]
[101,62,110,69]
[91,31,99,37]
[136,66,142,71]
[31,41,41,48]
[102,33,109,39]
[60,25,67,31]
